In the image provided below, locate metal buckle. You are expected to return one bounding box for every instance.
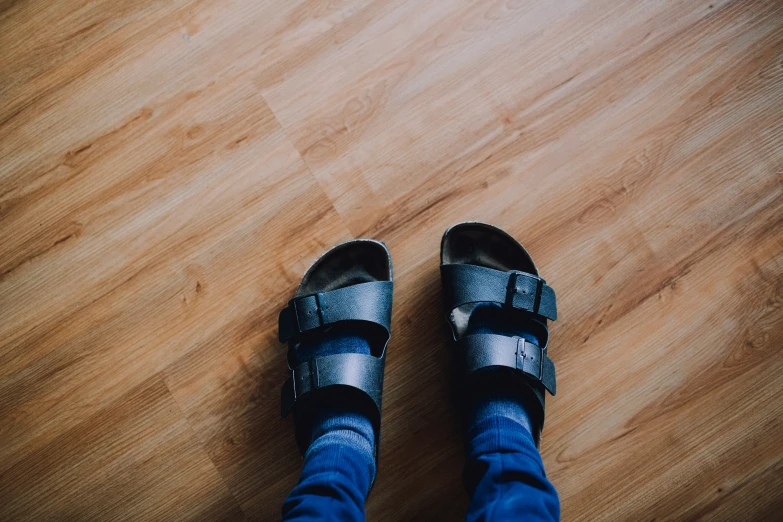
[291,358,320,403]
[506,271,523,307]
[309,358,320,390]
[314,292,324,325]
[290,369,298,401]
[516,338,543,380]
[506,271,543,313]
[291,293,324,334]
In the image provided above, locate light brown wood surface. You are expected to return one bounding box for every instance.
[2,0,782,520]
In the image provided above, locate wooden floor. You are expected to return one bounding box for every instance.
[1,0,782,520]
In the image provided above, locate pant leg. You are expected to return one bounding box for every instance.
[464,416,560,522]
[282,417,374,522]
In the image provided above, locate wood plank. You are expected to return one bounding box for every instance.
[1,0,781,520]
[0,376,245,521]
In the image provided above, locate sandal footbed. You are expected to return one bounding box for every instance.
[297,239,392,296]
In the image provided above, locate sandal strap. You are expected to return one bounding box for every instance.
[278,281,393,342]
[441,264,557,321]
[281,353,385,417]
[459,334,556,395]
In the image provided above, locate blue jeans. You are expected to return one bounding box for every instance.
[282,414,559,521]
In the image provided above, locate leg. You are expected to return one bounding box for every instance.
[441,223,560,522]
[438,222,562,521]
[277,240,393,522]
[281,331,377,522]
[461,316,560,522]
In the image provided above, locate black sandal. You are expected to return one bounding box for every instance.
[278,239,393,480]
[440,222,557,444]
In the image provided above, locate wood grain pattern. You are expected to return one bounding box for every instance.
[1,0,781,520]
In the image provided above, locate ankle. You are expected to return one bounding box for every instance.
[310,405,375,451]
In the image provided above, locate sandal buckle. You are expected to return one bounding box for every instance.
[308,358,320,390]
[516,338,543,381]
[291,293,325,334]
[290,369,298,401]
[291,358,321,401]
[506,271,543,313]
